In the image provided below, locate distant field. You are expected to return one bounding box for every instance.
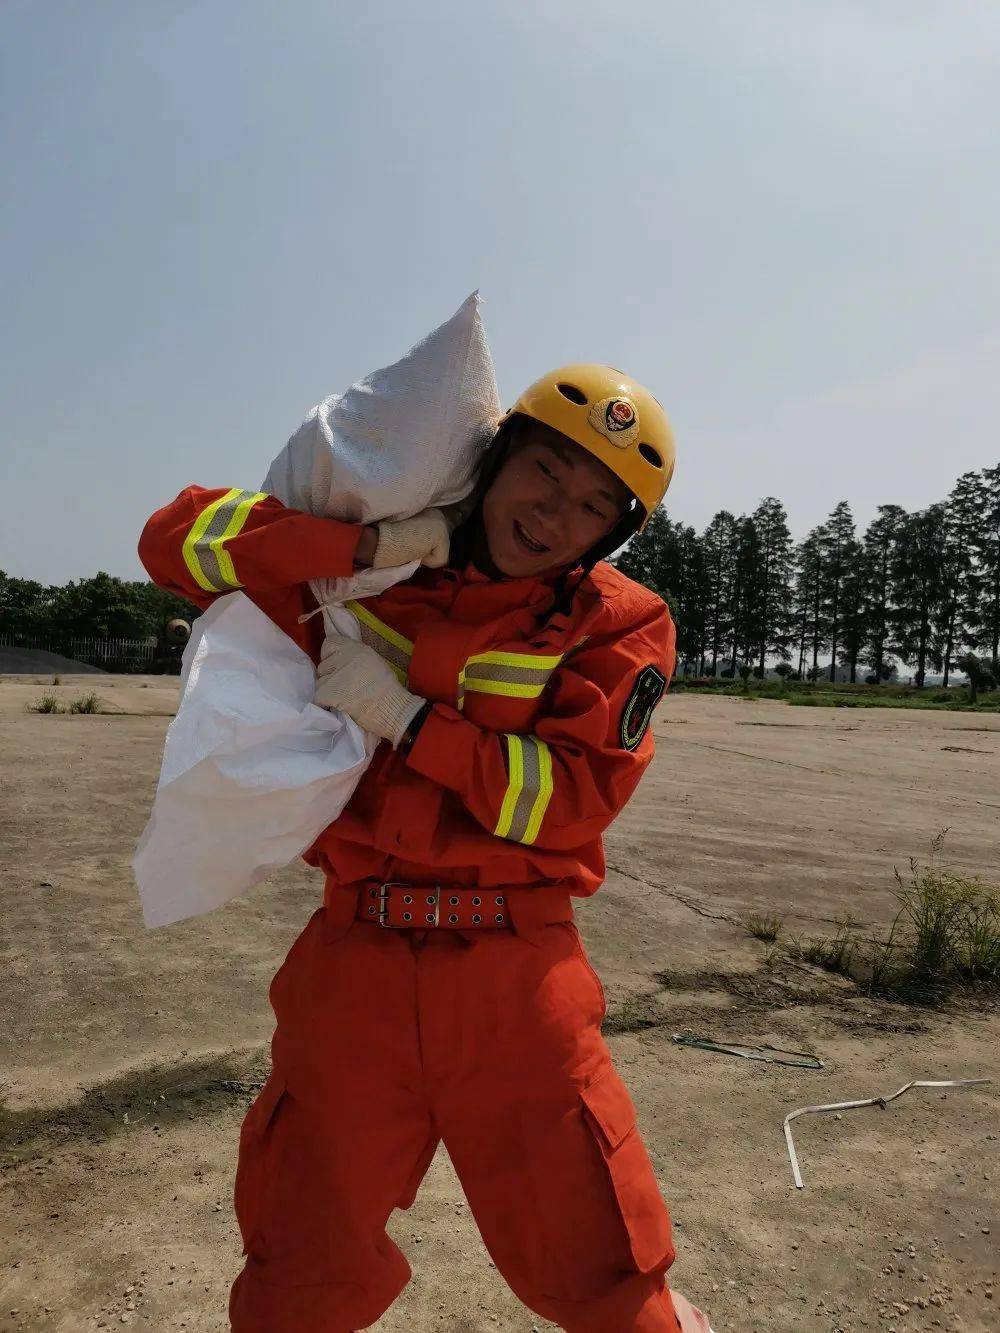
[671,676,1000,712]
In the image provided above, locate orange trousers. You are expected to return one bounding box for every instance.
[229,903,682,1332]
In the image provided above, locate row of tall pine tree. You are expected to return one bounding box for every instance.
[616,465,1000,685]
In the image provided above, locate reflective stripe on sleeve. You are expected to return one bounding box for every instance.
[458,648,566,708]
[343,600,413,684]
[493,733,554,845]
[181,489,269,592]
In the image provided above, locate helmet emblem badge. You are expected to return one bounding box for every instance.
[607,398,636,431]
[589,395,640,448]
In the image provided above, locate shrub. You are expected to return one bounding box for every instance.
[892,846,1000,988]
[52,674,61,686]
[777,837,1000,998]
[68,692,102,714]
[958,652,997,704]
[953,895,1000,982]
[799,916,859,976]
[30,695,64,714]
[740,912,783,942]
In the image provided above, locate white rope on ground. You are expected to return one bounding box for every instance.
[783,1078,992,1189]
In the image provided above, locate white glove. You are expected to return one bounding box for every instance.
[373,507,450,570]
[315,633,425,747]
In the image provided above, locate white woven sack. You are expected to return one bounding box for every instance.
[135,293,500,928]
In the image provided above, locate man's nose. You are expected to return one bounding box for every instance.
[532,489,566,523]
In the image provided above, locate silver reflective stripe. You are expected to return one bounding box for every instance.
[194,495,245,590]
[356,620,410,681]
[183,488,267,591]
[493,733,554,845]
[461,648,567,701]
[343,600,414,685]
[464,662,553,687]
[506,735,542,843]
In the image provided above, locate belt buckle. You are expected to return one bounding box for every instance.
[378,883,440,928]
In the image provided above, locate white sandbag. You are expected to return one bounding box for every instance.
[264,290,498,524]
[135,293,500,928]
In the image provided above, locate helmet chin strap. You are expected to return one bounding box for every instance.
[548,503,642,621]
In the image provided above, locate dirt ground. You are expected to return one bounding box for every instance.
[1,677,997,1333]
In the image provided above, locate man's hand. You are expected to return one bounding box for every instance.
[372,507,451,569]
[315,633,424,747]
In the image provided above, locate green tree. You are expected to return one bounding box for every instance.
[860,505,904,684]
[671,523,709,673]
[616,512,706,673]
[957,652,995,704]
[700,511,739,675]
[891,507,946,686]
[938,473,983,684]
[0,570,197,644]
[728,516,759,674]
[838,552,865,683]
[748,497,794,674]
[793,529,827,680]
[818,501,857,682]
[976,464,1000,673]
[615,509,673,601]
[0,572,49,637]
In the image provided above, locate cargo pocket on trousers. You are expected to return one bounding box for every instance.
[570,926,608,1022]
[580,1071,674,1275]
[233,1071,287,1257]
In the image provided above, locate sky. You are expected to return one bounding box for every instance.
[2,0,999,586]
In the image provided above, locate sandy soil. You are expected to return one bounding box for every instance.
[1,682,997,1333]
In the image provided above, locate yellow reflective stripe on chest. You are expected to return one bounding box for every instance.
[182,489,269,592]
[461,648,566,701]
[493,734,554,845]
[344,601,414,684]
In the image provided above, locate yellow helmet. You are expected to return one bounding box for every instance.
[504,364,675,530]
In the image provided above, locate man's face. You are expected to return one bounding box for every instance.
[481,421,629,578]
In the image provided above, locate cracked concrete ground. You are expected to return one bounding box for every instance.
[1,680,998,1331]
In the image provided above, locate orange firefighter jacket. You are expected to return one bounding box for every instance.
[139,486,676,898]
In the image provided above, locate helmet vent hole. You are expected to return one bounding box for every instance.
[638,442,663,469]
[556,383,588,406]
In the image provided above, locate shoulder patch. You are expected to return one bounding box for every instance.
[620,665,666,751]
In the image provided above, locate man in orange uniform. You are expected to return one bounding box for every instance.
[141,366,707,1332]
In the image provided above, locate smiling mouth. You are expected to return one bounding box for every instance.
[513,519,550,556]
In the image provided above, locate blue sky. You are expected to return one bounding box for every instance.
[3,1,998,584]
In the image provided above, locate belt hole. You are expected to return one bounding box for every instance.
[449,913,459,924]
[472,914,482,924]
[426,913,435,923]
[403,912,412,922]
[472,897,482,906]
[403,895,413,905]
[449,897,459,906]
[495,896,505,906]
[495,914,505,924]
[426,896,436,905]
[368,905,376,914]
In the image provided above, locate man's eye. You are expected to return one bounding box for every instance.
[537,461,557,479]
[586,503,608,519]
